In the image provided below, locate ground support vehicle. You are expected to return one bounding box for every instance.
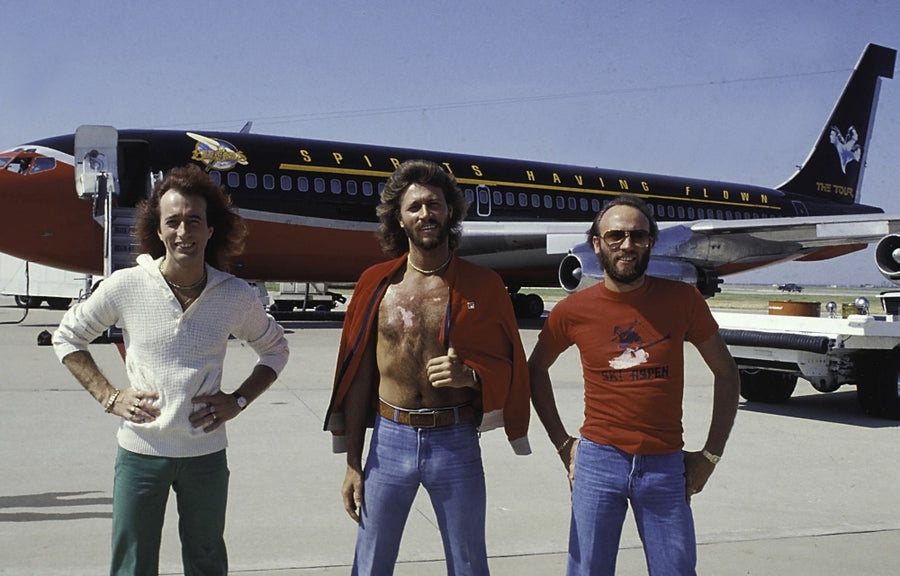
[1,254,91,309]
[716,295,900,420]
[269,282,346,312]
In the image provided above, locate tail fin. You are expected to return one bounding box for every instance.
[778,43,895,204]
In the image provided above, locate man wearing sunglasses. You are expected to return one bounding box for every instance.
[529,195,739,575]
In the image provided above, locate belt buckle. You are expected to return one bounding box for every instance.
[409,410,438,428]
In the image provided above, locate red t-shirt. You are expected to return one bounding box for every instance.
[539,276,719,454]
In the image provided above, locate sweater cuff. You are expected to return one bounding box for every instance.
[509,435,532,456]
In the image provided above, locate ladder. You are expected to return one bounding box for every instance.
[75,126,147,341]
[102,192,138,278]
[75,126,147,279]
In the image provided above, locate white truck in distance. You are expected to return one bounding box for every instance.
[1,254,91,309]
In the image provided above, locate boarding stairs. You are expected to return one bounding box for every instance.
[102,203,139,278]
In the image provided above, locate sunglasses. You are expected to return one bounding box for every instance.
[599,229,652,248]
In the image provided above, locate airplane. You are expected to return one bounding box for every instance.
[1,43,899,319]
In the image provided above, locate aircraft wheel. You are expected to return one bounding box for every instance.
[856,350,900,420]
[522,293,544,319]
[46,297,72,310]
[739,369,797,403]
[511,293,544,319]
[14,296,41,308]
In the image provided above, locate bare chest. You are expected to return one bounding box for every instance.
[378,280,448,359]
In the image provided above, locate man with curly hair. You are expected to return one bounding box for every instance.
[53,163,290,575]
[325,159,531,575]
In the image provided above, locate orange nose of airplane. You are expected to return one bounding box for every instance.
[0,147,103,274]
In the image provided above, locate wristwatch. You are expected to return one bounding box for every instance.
[701,449,721,465]
[232,391,248,411]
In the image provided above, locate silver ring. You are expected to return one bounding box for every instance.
[130,406,136,415]
[209,404,216,414]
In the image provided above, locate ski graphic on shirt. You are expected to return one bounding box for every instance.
[608,321,670,370]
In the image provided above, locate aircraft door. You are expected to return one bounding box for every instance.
[475,184,492,217]
[117,140,151,207]
[75,125,119,199]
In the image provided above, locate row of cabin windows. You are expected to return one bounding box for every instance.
[210,170,382,197]
[469,187,603,214]
[465,188,766,220]
[208,170,765,221]
[656,204,764,221]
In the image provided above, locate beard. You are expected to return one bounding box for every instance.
[406,218,450,251]
[599,247,651,285]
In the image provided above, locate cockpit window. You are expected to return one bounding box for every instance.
[3,157,32,174]
[29,157,56,174]
[0,155,56,175]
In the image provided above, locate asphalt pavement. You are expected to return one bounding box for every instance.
[1,297,898,575]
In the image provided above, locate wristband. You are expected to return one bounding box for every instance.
[702,449,721,464]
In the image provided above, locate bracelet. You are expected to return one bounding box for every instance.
[556,436,575,454]
[104,389,121,413]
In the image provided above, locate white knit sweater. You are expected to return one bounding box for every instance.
[53,254,290,458]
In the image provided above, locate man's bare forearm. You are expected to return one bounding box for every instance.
[61,350,116,406]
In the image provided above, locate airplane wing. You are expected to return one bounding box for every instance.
[672,213,900,267]
[685,213,900,249]
[541,213,900,295]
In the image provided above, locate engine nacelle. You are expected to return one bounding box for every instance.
[875,234,900,285]
[558,242,721,297]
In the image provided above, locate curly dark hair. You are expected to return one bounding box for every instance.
[587,195,659,242]
[375,159,470,258]
[134,164,247,271]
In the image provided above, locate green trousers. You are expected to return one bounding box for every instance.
[110,447,230,576]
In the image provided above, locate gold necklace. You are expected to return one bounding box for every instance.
[408,253,452,275]
[159,259,207,291]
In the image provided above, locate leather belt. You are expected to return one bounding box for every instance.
[378,399,476,428]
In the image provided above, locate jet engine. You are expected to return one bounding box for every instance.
[875,234,900,285]
[558,242,721,297]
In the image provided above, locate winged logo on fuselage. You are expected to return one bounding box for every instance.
[187,132,248,171]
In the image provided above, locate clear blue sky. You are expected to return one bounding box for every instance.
[2,1,898,286]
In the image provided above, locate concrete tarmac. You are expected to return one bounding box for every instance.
[1,297,899,575]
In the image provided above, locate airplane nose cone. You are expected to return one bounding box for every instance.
[0,159,103,273]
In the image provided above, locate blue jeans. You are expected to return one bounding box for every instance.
[567,439,696,576]
[111,447,230,576]
[353,414,488,576]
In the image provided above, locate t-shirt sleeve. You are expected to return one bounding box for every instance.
[538,296,575,355]
[685,285,719,345]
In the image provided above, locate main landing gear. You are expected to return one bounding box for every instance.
[509,290,544,319]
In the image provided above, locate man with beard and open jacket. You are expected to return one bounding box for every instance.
[324,159,530,575]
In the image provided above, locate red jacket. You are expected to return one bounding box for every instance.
[324,254,531,455]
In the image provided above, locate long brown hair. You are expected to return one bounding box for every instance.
[134,164,247,271]
[375,159,469,258]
